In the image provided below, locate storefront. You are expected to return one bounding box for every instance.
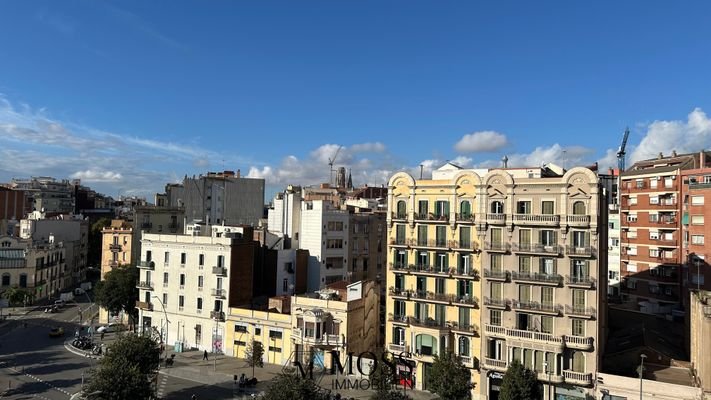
[487,371,504,400]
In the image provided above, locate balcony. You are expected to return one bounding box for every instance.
[452,267,480,280]
[505,328,564,348]
[566,246,595,258]
[484,241,510,252]
[449,321,479,335]
[109,243,122,252]
[389,287,410,298]
[486,214,507,225]
[513,243,560,255]
[136,281,154,290]
[414,213,449,223]
[513,214,560,226]
[459,355,478,369]
[452,295,479,307]
[563,370,593,386]
[138,261,155,270]
[563,335,594,351]
[210,310,225,321]
[484,324,507,337]
[389,262,409,272]
[408,316,449,330]
[483,358,508,372]
[451,240,477,251]
[537,372,565,384]
[212,266,227,276]
[391,212,408,221]
[512,300,562,315]
[389,238,408,247]
[483,269,510,281]
[566,215,591,227]
[565,305,596,319]
[109,260,119,268]
[455,213,476,223]
[511,271,562,286]
[409,264,452,277]
[387,313,409,324]
[565,275,596,289]
[290,328,302,340]
[135,301,153,311]
[412,238,449,250]
[211,288,226,298]
[388,343,410,354]
[483,297,510,309]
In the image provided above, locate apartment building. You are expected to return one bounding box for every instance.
[349,211,386,283]
[680,157,711,293]
[385,163,607,400]
[619,151,705,313]
[690,290,711,396]
[0,235,67,302]
[99,219,133,323]
[132,205,185,264]
[0,186,29,221]
[10,177,74,216]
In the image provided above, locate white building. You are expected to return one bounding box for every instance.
[136,231,237,354]
[0,235,67,302]
[300,200,350,289]
[608,210,621,296]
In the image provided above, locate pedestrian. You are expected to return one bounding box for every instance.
[100,331,105,341]
[203,350,209,361]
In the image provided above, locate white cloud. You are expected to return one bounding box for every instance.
[630,108,711,163]
[501,144,594,168]
[70,169,123,182]
[455,131,509,153]
[350,142,386,153]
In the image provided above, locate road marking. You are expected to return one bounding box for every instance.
[1,362,72,398]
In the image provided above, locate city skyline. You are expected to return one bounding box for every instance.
[1,1,710,198]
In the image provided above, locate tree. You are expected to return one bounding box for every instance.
[499,359,541,400]
[427,351,472,400]
[244,339,264,378]
[94,264,139,329]
[87,217,111,269]
[2,287,32,307]
[261,370,329,400]
[369,351,411,400]
[83,333,160,399]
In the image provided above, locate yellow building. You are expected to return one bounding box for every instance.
[227,300,293,366]
[99,219,133,324]
[385,165,483,396]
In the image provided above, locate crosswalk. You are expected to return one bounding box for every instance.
[157,374,169,399]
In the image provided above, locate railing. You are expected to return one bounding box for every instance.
[511,271,562,285]
[563,370,593,386]
[135,301,153,311]
[486,214,506,224]
[565,305,596,318]
[291,328,302,340]
[391,212,408,220]
[412,239,449,249]
[389,287,409,297]
[138,261,155,270]
[506,328,563,346]
[388,313,408,324]
[565,275,596,288]
[212,266,227,276]
[136,281,154,290]
[484,297,509,308]
[484,241,509,252]
[414,213,449,222]
[408,316,449,329]
[453,267,480,279]
[483,358,507,371]
[512,300,562,315]
[449,322,479,334]
[410,291,454,303]
[514,243,560,255]
[484,324,507,336]
[566,246,595,257]
[566,215,591,225]
[410,264,452,276]
[210,310,225,321]
[451,240,477,251]
[563,335,594,350]
[389,262,408,272]
[109,244,122,251]
[389,238,408,246]
[483,269,509,280]
[513,214,560,225]
[211,288,226,298]
[455,213,476,223]
[453,296,479,307]
[388,343,409,354]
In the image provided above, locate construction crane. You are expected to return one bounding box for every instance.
[617,127,630,172]
[328,145,342,186]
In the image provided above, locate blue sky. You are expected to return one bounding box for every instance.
[1,1,711,200]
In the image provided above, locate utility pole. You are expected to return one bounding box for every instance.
[639,353,647,400]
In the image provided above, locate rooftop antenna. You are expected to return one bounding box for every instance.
[563,149,567,170]
[502,155,508,168]
[328,145,342,186]
[419,164,424,179]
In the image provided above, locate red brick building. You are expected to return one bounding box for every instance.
[0,187,29,220]
[680,152,711,293]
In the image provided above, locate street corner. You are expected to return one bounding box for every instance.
[282,350,330,387]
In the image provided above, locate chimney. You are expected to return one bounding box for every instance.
[672,150,678,157]
[658,152,664,159]
[236,169,241,178]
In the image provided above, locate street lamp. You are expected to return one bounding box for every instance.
[152,296,170,346]
[638,353,647,400]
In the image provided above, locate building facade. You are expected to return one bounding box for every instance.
[680,159,711,293]
[690,290,711,396]
[0,186,29,221]
[99,219,133,323]
[386,164,607,400]
[0,235,67,302]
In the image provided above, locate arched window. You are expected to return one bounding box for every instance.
[415,334,437,356]
[572,201,586,215]
[396,200,407,219]
[460,200,472,219]
[572,351,585,373]
[458,336,470,357]
[490,201,504,214]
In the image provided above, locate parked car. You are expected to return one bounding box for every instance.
[49,327,64,337]
[54,300,65,308]
[44,305,59,313]
[97,323,119,333]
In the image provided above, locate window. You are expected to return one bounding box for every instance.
[395,224,406,244]
[572,289,585,309]
[516,201,532,214]
[692,215,705,225]
[649,248,659,258]
[571,260,589,279]
[609,270,619,280]
[435,226,447,247]
[163,272,169,286]
[541,316,553,334]
[393,300,406,317]
[217,255,224,268]
[519,256,531,274]
[572,201,586,215]
[664,176,673,188]
[649,213,659,223]
[572,352,585,373]
[572,319,585,336]
[626,262,638,273]
[627,246,637,256]
[541,287,553,306]
[691,196,705,205]
[459,336,470,357]
[328,221,344,231]
[146,250,152,262]
[649,231,659,240]
[491,228,503,246]
[490,201,504,214]
[519,285,531,303]
[198,275,204,289]
[434,200,450,218]
[460,200,472,218]
[327,239,344,249]
[692,235,705,245]
[179,295,184,309]
[519,229,531,246]
[195,324,202,344]
[490,310,502,326]
[460,226,471,248]
[180,253,186,265]
[629,197,638,205]
[180,273,185,287]
[162,293,168,306]
[164,251,169,264]
[627,214,637,222]
[649,196,659,205]
[1,274,10,286]
[540,230,556,246]
[418,200,429,218]
[572,231,588,248]
[283,278,288,292]
[199,254,204,267]
[650,178,658,189]
[197,298,202,310]
[269,330,282,339]
[635,179,644,189]
[396,201,407,218]
[235,324,248,333]
[491,282,502,300]
[435,278,445,294]
[542,201,555,215]
[491,254,503,273]
[255,327,261,336]
[540,258,556,275]
[415,334,437,356]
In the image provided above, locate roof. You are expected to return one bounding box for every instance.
[622,151,706,177]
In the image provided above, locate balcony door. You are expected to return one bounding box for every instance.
[393,327,405,345]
